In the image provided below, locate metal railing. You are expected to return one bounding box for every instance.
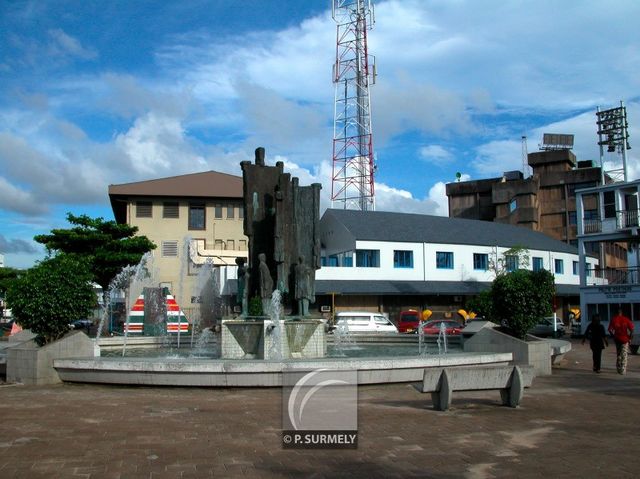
[584,267,640,286]
[617,209,640,229]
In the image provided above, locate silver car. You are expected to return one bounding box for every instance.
[529,317,565,337]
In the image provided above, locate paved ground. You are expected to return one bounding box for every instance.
[0,339,639,479]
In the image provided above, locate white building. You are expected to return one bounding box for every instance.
[577,180,640,339]
[315,209,596,321]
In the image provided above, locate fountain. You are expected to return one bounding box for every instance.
[53,147,515,387]
[437,321,448,355]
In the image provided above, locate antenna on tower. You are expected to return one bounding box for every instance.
[331,0,376,211]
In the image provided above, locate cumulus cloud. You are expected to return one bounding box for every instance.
[427,173,470,217]
[419,144,454,165]
[0,234,40,254]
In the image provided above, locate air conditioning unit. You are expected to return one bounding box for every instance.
[320,305,331,313]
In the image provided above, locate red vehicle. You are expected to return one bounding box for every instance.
[421,320,463,336]
[397,310,421,333]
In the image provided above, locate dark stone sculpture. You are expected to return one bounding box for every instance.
[235,257,249,316]
[294,255,314,317]
[241,147,321,315]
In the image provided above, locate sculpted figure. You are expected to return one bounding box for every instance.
[259,253,273,315]
[295,255,314,317]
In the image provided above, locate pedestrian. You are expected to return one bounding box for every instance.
[582,314,608,373]
[608,308,635,375]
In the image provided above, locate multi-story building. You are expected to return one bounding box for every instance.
[315,209,595,322]
[108,171,247,321]
[576,180,640,348]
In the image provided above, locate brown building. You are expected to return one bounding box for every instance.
[447,149,604,245]
[446,148,628,314]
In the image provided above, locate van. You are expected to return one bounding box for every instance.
[335,311,398,334]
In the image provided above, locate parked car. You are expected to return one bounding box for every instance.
[335,312,398,334]
[397,310,422,333]
[421,320,463,336]
[70,319,93,330]
[529,317,565,338]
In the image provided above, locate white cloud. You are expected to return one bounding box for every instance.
[419,144,454,165]
[114,113,208,176]
[47,29,97,60]
[427,173,470,217]
[473,140,521,176]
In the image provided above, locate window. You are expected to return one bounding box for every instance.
[189,204,205,230]
[238,205,244,219]
[322,256,339,267]
[603,191,616,218]
[161,240,178,257]
[509,198,517,213]
[585,262,592,277]
[239,240,247,250]
[505,255,518,272]
[555,259,564,274]
[227,240,235,250]
[436,252,454,269]
[568,211,577,225]
[214,204,223,219]
[584,209,598,220]
[163,201,179,218]
[473,253,488,271]
[136,201,152,218]
[393,250,413,268]
[356,249,379,267]
[214,239,224,250]
[532,257,544,272]
[227,205,235,219]
[573,261,579,275]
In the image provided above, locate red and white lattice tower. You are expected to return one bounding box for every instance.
[331,0,376,211]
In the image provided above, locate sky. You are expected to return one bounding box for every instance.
[1,0,640,269]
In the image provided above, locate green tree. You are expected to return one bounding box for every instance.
[0,267,21,298]
[34,213,156,293]
[466,289,494,320]
[6,255,96,345]
[491,269,555,339]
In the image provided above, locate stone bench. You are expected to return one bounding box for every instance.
[414,364,535,411]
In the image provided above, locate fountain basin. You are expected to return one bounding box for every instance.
[53,352,512,387]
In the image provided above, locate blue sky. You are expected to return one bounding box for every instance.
[1,0,640,268]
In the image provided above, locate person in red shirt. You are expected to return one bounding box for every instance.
[608,309,634,374]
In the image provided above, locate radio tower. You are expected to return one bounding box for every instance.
[331,0,376,211]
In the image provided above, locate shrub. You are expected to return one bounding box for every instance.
[491,269,554,339]
[6,255,96,346]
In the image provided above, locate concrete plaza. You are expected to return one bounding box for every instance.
[0,339,638,478]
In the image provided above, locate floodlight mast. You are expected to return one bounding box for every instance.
[331,0,376,211]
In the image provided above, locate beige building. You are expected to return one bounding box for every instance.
[108,171,247,318]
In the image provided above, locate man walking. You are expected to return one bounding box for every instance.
[608,308,634,375]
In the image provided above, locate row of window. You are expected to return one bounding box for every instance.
[136,201,244,229]
[323,249,587,275]
[160,239,247,257]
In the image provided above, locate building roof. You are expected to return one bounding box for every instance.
[322,209,578,254]
[108,170,243,198]
[108,170,243,223]
[315,280,579,297]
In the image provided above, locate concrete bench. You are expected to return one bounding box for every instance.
[414,364,535,411]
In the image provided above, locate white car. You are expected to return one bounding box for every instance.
[334,312,398,334]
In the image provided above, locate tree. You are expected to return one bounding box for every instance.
[489,246,531,276]
[6,255,96,345]
[466,289,494,320]
[34,213,156,292]
[491,269,555,339]
[0,267,21,298]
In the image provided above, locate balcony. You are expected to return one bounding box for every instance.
[584,266,640,287]
[580,209,640,236]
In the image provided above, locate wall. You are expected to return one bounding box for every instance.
[7,331,95,385]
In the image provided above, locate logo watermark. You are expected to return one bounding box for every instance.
[282,369,358,449]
